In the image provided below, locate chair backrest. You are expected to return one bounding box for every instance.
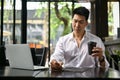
[30,47,48,66]
[30,48,37,65]
[0,45,6,66]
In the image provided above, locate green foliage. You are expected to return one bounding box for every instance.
[113,45,120,57]
[50,2,72,40]
[108,2,114,36]
[34,8,42,18]
[34,2,73,40]
[105,49,119,67]
[3,0,13,22]
[114,49,120,57]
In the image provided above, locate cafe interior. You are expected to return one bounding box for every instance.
[0,0,120,79]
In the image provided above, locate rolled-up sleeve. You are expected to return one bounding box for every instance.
[50,37,65,64]
[97,38,110,68]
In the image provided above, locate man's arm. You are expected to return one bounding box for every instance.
[99,56,105,67]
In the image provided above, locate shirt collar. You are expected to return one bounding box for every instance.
[84,31,90,39]
[70,31,89,39]
[69,32,74,40]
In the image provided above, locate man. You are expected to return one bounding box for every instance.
[50,6,109,71]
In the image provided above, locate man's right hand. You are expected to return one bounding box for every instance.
[50,59,63,71]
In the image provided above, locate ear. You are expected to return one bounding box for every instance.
[85,21,88,26]
[87,21,88,24]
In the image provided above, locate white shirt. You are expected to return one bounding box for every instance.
[50,31,109,68]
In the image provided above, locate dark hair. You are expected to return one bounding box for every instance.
[72,6,89,21]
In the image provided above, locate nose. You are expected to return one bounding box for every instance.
[75,22,78,26]
[76,22,80,27]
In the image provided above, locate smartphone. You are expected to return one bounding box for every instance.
[88,41,97,55]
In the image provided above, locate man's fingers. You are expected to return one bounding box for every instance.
[59,62,63,66]
[50,60,63,71]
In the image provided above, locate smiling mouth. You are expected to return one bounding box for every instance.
[76,28,81,31]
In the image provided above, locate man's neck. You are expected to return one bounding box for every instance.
[73,31,85,40]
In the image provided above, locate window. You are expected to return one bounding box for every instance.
[108,2,120,38]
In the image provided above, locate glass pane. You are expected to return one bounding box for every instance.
[3,0,13,44]
[15,0,22,44]
[27,2,48,49]
[50,2,72,54]
[2,0,22,44]
[108,2,119,38]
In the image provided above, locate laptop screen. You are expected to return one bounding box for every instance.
[5,44,35,70]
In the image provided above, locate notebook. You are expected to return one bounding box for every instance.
[5,44,49,71]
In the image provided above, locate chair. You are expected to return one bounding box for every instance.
[30,48,37,65]
[30,47,48,66]
[0,45,9,66]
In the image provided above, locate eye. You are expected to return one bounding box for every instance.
[73,19,86,24]
[74,20,77,23]
[79,20,84,24]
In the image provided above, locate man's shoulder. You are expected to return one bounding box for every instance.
[60,33,72,38]
[87,32,98,38]
[87,32,101,40]
[59,33,73,41]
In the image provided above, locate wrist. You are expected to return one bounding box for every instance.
[99,56,105,62]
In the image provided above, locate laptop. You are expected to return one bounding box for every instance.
[5,44,49,71]
[4,68,39,77]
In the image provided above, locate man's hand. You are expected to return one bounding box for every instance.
[91,47,103,58]
[91,47,105,67]
[50,59,63,71]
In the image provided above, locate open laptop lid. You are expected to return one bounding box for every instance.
[5,44,36,70]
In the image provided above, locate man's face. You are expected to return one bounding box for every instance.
[72,14,88,33]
